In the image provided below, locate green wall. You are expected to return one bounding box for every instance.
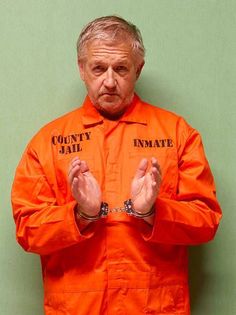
[1,1,235,314]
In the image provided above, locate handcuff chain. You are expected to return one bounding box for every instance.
[99,199,154,219]
[78,200,154,221]
[99,202,126,217]
[109,206,126,213]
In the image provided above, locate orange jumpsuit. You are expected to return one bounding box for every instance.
[12,94,222,314]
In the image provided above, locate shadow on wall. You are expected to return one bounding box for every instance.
[189,245,206,311]
[135,72,182,113]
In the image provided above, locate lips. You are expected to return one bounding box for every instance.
[100,93,117,96]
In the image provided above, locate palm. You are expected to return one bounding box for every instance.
[131,172,154,212]
[69,158,101,215]
[131,158,161,214]
[75,171,101,214]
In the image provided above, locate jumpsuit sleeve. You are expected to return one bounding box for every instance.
[143,120,222,245]
[11,145,95,256]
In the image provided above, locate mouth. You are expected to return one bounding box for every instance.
[100,93,118,97]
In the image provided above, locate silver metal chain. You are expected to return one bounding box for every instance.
[107,206,126,213]
[79,200,154,221]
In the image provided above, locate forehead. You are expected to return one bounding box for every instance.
[85,40,135,64]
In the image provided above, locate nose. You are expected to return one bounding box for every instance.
[103,68,116,89]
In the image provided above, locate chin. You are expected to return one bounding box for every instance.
[98,97,122,109]
[101,101,119,108]
[100,94,120,103]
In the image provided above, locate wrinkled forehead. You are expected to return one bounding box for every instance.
[82,38,138,65]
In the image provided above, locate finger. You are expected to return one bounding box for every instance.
[144,173,158,201]
[68,158,80,173]
[68,157,83,179]
[71,177,81,201]
[68,164,81,185]
[134,158,148,179]
[151,157,162,174]
[71,156,80,163]
[71,174,87,201]
[150,167,161,188]
[71,158,81,169]
[80,160,89,173]
[69,156,81,170]
[150,165,160,179]
[150,157,162,181]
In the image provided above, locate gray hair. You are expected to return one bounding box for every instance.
[77,15,145,64]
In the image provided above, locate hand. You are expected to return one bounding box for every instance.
[68,157,101,216]
[131,157,161,215]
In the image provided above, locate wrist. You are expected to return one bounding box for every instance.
[143,208,155,226]
[78,209,101,221]
[126,200,155,218]
[75,202,108,222]
[74,204,92,231]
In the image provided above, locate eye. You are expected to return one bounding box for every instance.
[92,65,106,75]
[115,66,128,74]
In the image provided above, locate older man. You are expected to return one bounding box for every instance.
[12,16,222,315]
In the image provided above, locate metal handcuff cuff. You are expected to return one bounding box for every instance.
[78,199,154,222]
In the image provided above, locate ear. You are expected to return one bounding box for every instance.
[78,59,85,81]
[136,61,145,80]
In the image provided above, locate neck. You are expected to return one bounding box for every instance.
[97,108,126,121]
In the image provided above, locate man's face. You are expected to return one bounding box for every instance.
[79,40,143,118]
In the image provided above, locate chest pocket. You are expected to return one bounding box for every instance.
[125,148,178,199]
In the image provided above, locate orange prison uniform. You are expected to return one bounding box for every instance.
[12,94,222,314]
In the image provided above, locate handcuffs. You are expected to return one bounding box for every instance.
[78,199,154,222]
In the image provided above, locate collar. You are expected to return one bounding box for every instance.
[81,93,147,126]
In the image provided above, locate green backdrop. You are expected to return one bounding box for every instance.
[1,1,235,314]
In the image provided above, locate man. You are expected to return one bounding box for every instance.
[12,16,222,314]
